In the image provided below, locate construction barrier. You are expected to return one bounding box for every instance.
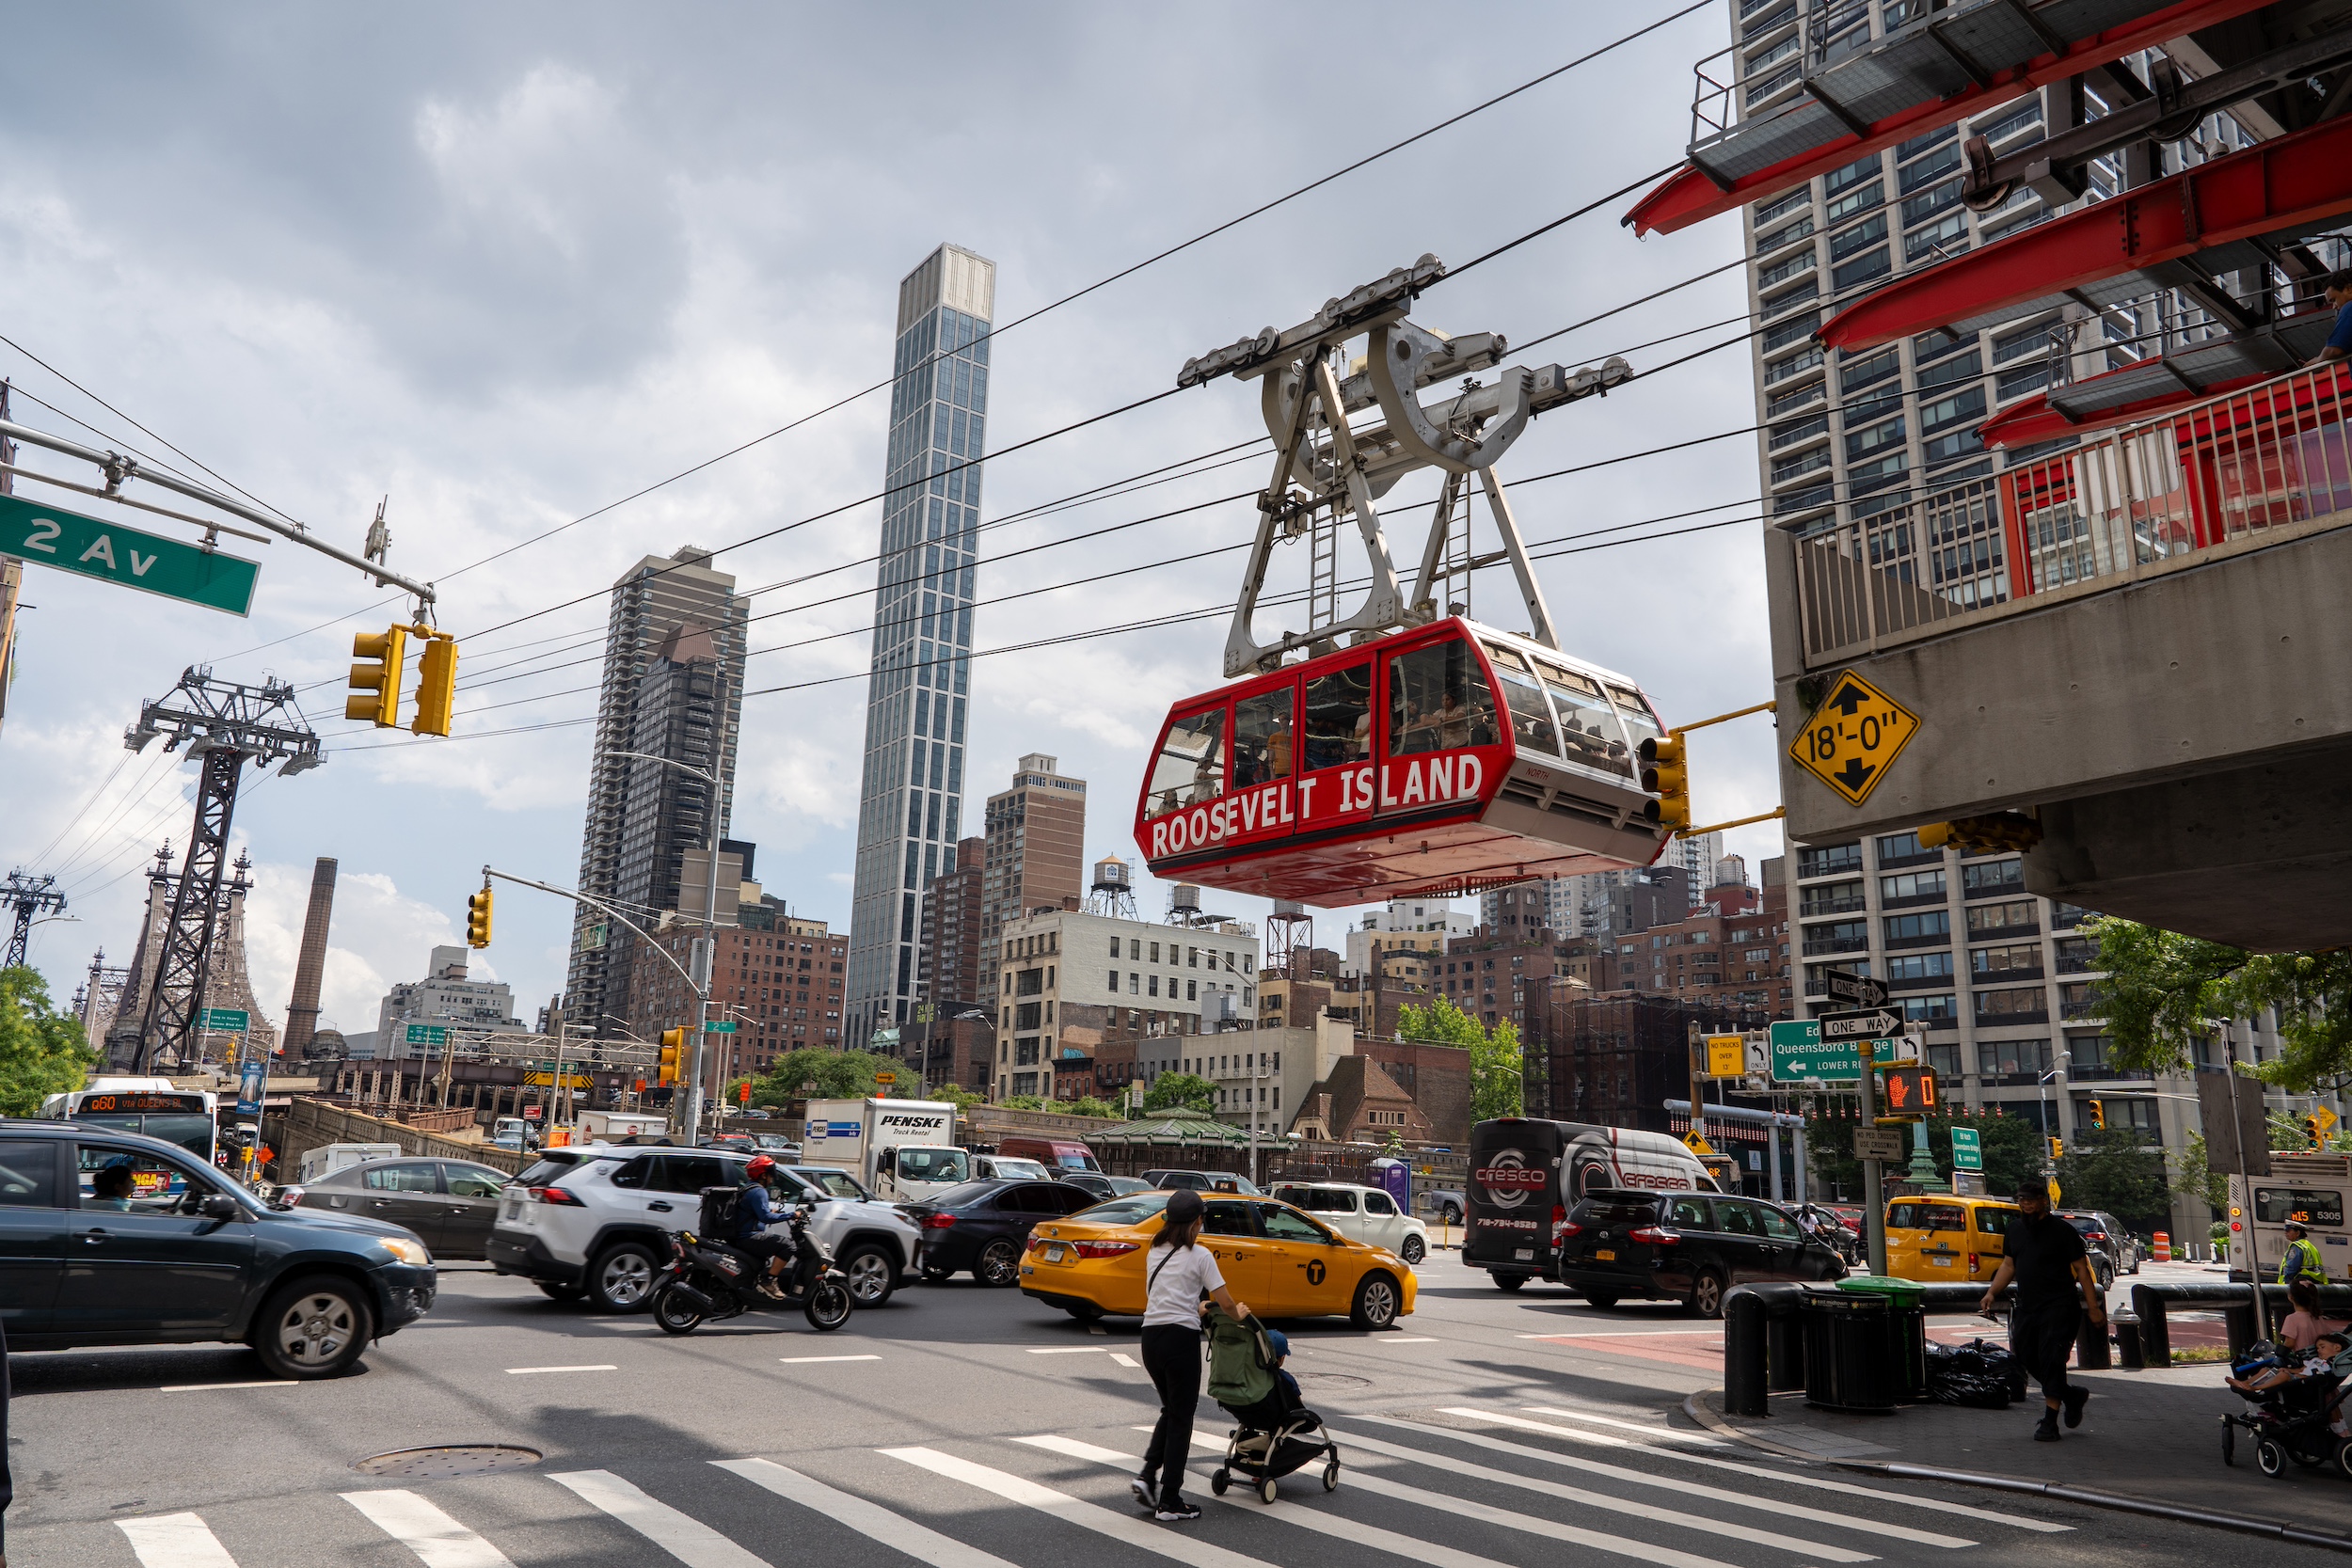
[2153,1231,2171,1261]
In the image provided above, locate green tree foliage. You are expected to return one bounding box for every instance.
[928,1082,985,1113]
[1397,996,1522,1122]
[747,1048,897,1106]
[1001,1095,1046,1111]
[2055,1127,2171,1236]
[0,966,95,1117]
[1142,1071,1217,1116]
[2171,1131,2229,1213]
[2091,916,2352,1093]
[1056,1095,1122,1120]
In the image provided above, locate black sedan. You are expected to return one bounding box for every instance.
[287,1157,516,1260]
[902,1179,1102,1286]
[1058,1171,1154,1202]
[1554,1188,1848,1317]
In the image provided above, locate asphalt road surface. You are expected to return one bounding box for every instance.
[4,1255,2311,1567]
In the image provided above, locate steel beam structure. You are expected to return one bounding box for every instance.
[1,871,65,969]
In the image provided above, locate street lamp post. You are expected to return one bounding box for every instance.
[611,749,724,1144]
[2037,1049,2073,1183]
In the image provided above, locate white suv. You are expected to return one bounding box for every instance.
[487,1146,920,1311]
[1270,1180,1429,1265]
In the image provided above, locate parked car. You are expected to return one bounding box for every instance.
[970,1153,1055,1182]
[284,1157,515,1260]
[748,1133,802,1156]
[0,1120,436,1378]
[1417,1187,1465,1227]
[1269,1180,1429,1265]
[995,1136,1103,1176]
[487,1145,920,1311]
[1554,1189,1848,1317]
[1021,1190,1414,1329]
[2060,1210,2134,1284]
[901,1178,1104,1286]
[1143,1168,1261,1195]
[1058,1171,1153,1203]
[700,1134,757,1153]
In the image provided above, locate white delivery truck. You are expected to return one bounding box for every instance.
[296,1143,404,1183]
[578,1110,670,1142]
[803,1099,967,1201]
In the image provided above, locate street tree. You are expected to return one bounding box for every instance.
[1142,1071,1216,1116]
[0,966,93,1117]
[748,1047,895,1106]
[2055,1127,2171,1236]
[2091,917,2352,1093]
[1397,996,1523,1121]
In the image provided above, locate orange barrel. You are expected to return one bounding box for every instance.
[2153,1231,2170,1262]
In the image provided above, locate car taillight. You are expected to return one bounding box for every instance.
[1628,1226,1680,1246]
[528,1185,584,1206]
[2085,1231,2107,1241]
[1549,1204,1570,1246]
[1556,1220,1583,1239]
[923,1213,958,1228]
[1073,1241,1138,1259]
[1968,1252,1979,1274]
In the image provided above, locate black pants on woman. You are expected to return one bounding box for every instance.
[1139,1323,1202,1507]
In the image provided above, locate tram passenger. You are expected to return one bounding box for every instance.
[1189,761,1221,806]
[1265,718,1292,778]
[1437,690,1471,749]
[2308,269,2352,368]
[1396,700,1438,754]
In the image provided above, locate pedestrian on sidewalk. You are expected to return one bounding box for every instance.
[1979,1178,2105,1442]
[1132,1190,1255,1524]
[2280,1279,2344,1352]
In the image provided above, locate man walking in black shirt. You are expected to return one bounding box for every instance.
[1980,1178,2106,1440]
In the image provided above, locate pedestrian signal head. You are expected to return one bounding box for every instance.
[1639,735,1690,832]
[345,625,408,727]
[465,885,493,949]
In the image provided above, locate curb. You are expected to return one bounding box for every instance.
[1683,1389,2352,1553]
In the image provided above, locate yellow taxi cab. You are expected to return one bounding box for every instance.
[1020,1188,1417,1329]
[1883,1195,2019,1284]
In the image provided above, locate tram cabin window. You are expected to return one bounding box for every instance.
[1386,637,1497,756]
[1302,663,1373,771]
[1609,686,1664,753]
[1233,688,1295,787]
[1483,643,1560,755]
[1536,661,1631,774]
[1149,707,1226,816]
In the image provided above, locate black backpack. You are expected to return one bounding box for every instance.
[698,1184,742,1237]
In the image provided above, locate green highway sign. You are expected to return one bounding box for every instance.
[404,1023,451,1046]
[1769,1019,1905,1082]
[0,492,260,616]
[1950,1125,1984,1170]
[703,1020,738,1033]
[199,1007,250,1033]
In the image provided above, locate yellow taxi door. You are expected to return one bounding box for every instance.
[1884,1199,1926,1277]
[1258,1202,1349,1314]
[1193,1198,1273,1308]
[1968,1204,2016,1282]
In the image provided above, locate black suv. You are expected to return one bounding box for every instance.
[1554,1188,1848,1317]
[0,1120,436,1377]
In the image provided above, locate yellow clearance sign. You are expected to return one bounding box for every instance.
[1706,1036,1746,1078]
[1790,672,1920,805]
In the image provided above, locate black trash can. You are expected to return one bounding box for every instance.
[1802,1288,1898,1412]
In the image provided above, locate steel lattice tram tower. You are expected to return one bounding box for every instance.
[1,870,65,969]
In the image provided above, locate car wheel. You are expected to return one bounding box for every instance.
[1688,1269,1728,1319]
[839,1243,897,1307]
[1578,1291,1619,1309]
[1401,1234,1426,1266]
[1492,1273,1527,1292]
[1350,1272,1402,1331]
[1440,1205,1462,1227]
[977,1238,1023,1288]
[589,1243,660,1312]
[535,1281,585,1303]
[252,1274,373,1379]
[2093,1259,2114,1293]
[1065,1302,1105,1322]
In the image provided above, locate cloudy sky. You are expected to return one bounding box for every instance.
[0,3,1780,1044]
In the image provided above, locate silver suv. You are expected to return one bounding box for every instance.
[487,1146,919,1311]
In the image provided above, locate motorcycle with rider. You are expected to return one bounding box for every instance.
[650,1154,854,1334]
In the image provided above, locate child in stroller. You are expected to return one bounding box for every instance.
[2222,1329,2352,1478]
[1203,1307,1341,1503]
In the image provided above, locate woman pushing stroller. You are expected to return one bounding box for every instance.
[1132,1190,1254,1523]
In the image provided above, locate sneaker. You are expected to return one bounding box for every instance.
[1130,1476,1154,1510]
[2062,1386,2089,1429]
[2033,1414,2060,1442]
[1155,1501,1203,1522]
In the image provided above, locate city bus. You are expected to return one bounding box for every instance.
[40,1078,221,1189]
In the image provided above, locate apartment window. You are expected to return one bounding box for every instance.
[1822,180,1884,224]
[1828,212,1887,263]
[1967,899,2039,937]
[1903,212,1969,264]
[1838,348,1899,396]
[1976,986,2047,1022]
[1755,213,1817,257]
[1876,830,1931,863]
[2059,981,2102,1021]
[1803,919,1868,956]
[1980,1037,2053,1077]
[1993,319,2060,365]
[1883,910,1950,946]
[1754,185,1811,228]
[1822,151,1881,196]
[1798,842,1863,879]
[1845,415,1905,463]
[1799,879,1865,915]
[1963,858,2026,896]
[2054,936,2098,974]
[1971,942,2042,979]
[1832,246,1892,292]
[1899,177,1963,229]
[1915,349,1982,392]
[1897,141,1963,195]
[1107,970,1120,990]
[1879,868,1947,903]
[1884,950,1953,982]
[1899,992,1958,1024]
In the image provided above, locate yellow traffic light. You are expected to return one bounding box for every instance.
[659,1027,686,1084]
[1640,735,1691,832]
[466,885,493,949]
[2087,1099,2106,1131]
[2049,1135,2064,1161]
[2308,1116,2324,1148]
[1918,814,2042,853]
[344,625,408,726]
[1918,821,1956,851]
[410,629,458,736]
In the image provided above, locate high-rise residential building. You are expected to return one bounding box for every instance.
[981,754,1087,954]
[1664,831,1724,909]
[849,244,996,1043]
[565,547,746,1040]
[920,834,986,1013]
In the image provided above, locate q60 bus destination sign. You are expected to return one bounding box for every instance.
[79,1092,208,1115]
[1148,753,1486,859]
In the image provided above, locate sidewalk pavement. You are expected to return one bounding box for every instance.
[1692,1319,2352,1543]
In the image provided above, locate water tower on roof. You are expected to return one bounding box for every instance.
[1088,856,1137,921]
[1264,899,1311,983]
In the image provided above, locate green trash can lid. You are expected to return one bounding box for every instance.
[1835,1275,1928,1303]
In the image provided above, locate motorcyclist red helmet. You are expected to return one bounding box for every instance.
[745,1155,776,1180]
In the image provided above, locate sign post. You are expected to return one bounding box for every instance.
[1857,1043,1887,1276]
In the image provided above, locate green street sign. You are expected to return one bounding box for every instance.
[404,1023,451,1046]
[0,493,260,616]
[199,1007,250,1033]
[1769,1019,1904,1082]
[703,1020,738,1033]
[1949,1126,1984,1170]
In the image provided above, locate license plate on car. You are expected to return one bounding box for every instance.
[1515,1248,1534,1260]
[1045,1244,1067,1262]
[1931,1256,1952,1266]
[1595,1249,1616,1261]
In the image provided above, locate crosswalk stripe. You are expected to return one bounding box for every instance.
[117,1513,239,1568]
[1018,1434,1528,1568]
[714,1457,1020,1568]
[550,1468,771,1566]
[342,1490,517,1568]
[1441,1409,2069,1533]
[1518,1403,1725,1445]
[1331,1424,1885,1559]
[879,1445,1274,1568]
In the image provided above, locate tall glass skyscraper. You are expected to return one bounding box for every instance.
[847,244,994,1042]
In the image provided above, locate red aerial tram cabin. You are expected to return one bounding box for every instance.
[1135,617,1671,908]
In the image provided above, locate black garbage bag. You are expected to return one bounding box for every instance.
[1925,1338,2017,1409]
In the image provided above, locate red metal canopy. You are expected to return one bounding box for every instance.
[1624,0,2270,238]
[1818,113,2352,351]
[1976,367,2275,446]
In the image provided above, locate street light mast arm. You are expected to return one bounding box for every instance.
[482,866,702,995]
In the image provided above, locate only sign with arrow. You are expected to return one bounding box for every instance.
[1790,672,1920,805]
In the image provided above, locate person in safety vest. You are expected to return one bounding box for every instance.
[2280,1219,2328,1289]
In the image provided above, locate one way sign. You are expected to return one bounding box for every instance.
[1819,1006,1903,1040]
[1790,672,1919,805]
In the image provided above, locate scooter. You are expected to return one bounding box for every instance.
[650,1202,853,1335]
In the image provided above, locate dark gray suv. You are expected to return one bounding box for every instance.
[0,1121,437,1378]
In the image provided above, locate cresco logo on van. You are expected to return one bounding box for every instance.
[1474,1150,1546,1209]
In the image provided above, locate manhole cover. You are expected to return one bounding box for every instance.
[351,1445,543,1479]
[1295,1372,1372,1387]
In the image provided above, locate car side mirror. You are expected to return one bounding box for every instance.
[200,1194,241,1220]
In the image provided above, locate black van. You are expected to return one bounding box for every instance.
[1556,1189,1848,1316]
[1465,1117,1719,1291]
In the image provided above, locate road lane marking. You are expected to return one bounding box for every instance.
[1348,1420,1937,1552]
[1517,1329,1722,1338]
[1109,1352,1141,1369]
[505,1364,616,1375]
[343,1489,516,1567]
[551,1469,771,1567]
[1025,1346,1112,1354]
[881,1445,1274,1568]
[117,1513,239,1567]
[780,1354,882,1363]
[1370,1336,1438,1343]
[715,1458,1018,1568]
[1518,1403,1726,1445]
[1018,1434,1530,1568]
[1440,1409,2069,1532]
[159,1380,299,1392]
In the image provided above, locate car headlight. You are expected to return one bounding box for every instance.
[378,1237,434,1268]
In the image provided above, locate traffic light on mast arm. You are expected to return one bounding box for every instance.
[344,624,408,726]
[2049,1135,2064,1161]
[2309,1115,2325,1148]
[659,1028,686,1084]
[2086,1099,2106,1131]
[410,627,459,736]
[465,884,493,949]
[1639,734,1691,832]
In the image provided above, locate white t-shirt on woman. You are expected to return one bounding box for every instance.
[1141,1242,1227,1329]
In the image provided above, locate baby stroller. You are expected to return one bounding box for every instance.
[1203,1308,1340,1503]
[2221,1340,2352,1479]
